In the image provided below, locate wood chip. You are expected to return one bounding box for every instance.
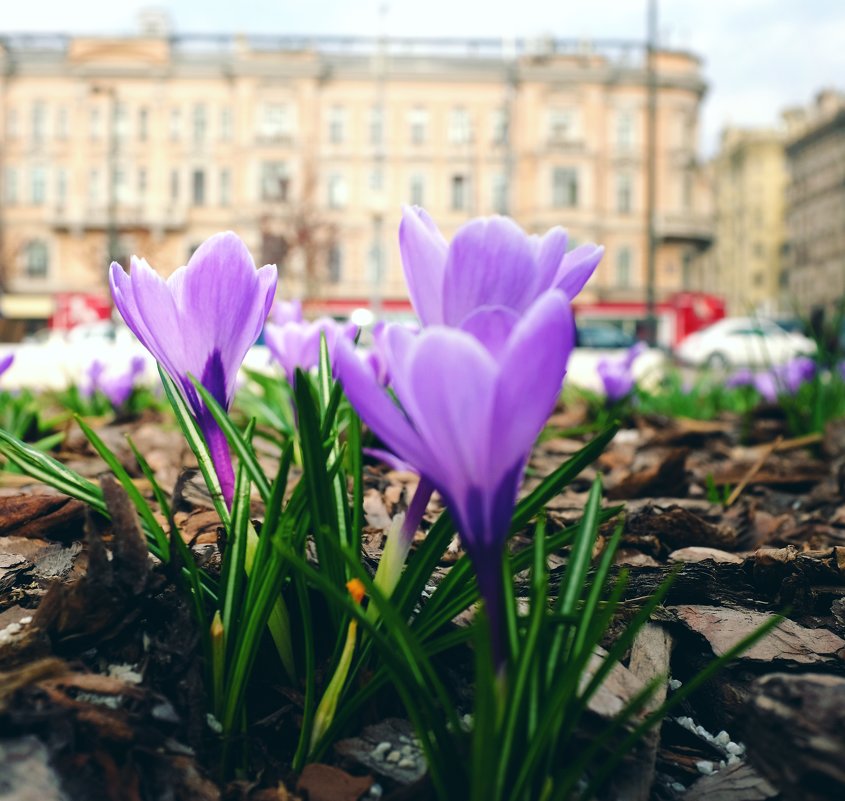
[667,606,845,664]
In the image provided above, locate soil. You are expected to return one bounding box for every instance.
[2,403,845,801]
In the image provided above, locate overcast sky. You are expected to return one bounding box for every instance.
[4,0,844,156]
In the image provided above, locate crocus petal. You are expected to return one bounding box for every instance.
[532,227,570,291]
[166,233,276,407]
[333,337,435,475]
[442,217,539,325]
[493,291,574,472]
[398,328,498,490]
[554,244,604,300]
[459,305,521,359]
[399,205,448,325]
[0,353,14,377]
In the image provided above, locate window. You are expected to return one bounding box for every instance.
[409,108,428,145]
[89,107,102,140]
[409,174,425,207]
[616,173,633,214]
[30,166,46,205]
[192,169,206,206]
[327,244,342,283]
[260,104,291,140]
[88,168,100,204]
[369,106,384,146]
[32,102,46,144]
[4,167,18,204]
[219,169,231,206]
[193,104,207,143]
[491,108,508,145]
[552,167,578,208]
[169,108,182,141]
[548,109,577,143]
[616,110,635,151]
[220,107,233,141]
[56,168,67,205]
[681,171,693,211]
[138,107,149,141]
[682,251,694,289]
[368,241,384,283]
[6,109,19,139]
[24,241,49,279]
[260,161,289,202]
[56,107,68,140]
[114,103,129,140]
[491,173,508,214]
[448,107,472,144]
[138,167,147,196]
[170,169,180,202]
[327,173,348,209]
[114,168,129,203]
[328,106,346,144]
[369,168,384,192]
[451,174,469,211]
[616,247,632,288]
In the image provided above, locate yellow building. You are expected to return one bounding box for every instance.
[706,127,786,315]
[0,28,712,334]
[781,90,845,315]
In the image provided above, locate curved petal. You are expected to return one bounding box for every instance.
[333,337,435,475]
[441,216,540,325]
[459,305,520,358]
[399,205,448,325]
[554,244,604,300]
[493,291,574,471]
[397,327,498,495]
[532,227,570,293]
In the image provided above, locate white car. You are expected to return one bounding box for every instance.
[675,317,816,368]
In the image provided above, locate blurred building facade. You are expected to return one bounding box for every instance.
[781,90,845,315]
[704,127,786,315]
[0,24,711,333]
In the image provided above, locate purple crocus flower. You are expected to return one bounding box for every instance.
[99,356,148,407]
[775,356,816,395]
[110,232,277,507]
[263,305,356,385]
[0,353,14,379]
[399,205,603,328]
[595,341,647,402]
[335,290,575,667]
[725,368,755,390]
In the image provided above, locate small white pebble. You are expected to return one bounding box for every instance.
[714,730,731,746]
[727,754,741,766]
[398,735,410,744]
[696,760,715,776]
[668,678,682,691]
[372,742,391,760]
[726,741,744,756]
[397,757,416,769]
[19,616,32,625]
[368,783,383,799]
[5,623,21,635]
[385,750,401,764]
[206,714,223,734]
[671,782,686,793]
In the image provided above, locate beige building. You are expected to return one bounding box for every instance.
[781,90,845,315]
[0,24,712,336]
[705,127,786,315]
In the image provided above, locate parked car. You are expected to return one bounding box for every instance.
[675,317,816,368]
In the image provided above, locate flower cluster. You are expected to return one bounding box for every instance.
[82,355,148,407]
[335,206,602,664]
[726,356,816,402]
[596,341,647,402]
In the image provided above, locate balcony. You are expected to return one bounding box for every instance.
[49,204,188,232]
[654,212,714,247]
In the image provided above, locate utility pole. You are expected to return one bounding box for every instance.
[645,0,658,345]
